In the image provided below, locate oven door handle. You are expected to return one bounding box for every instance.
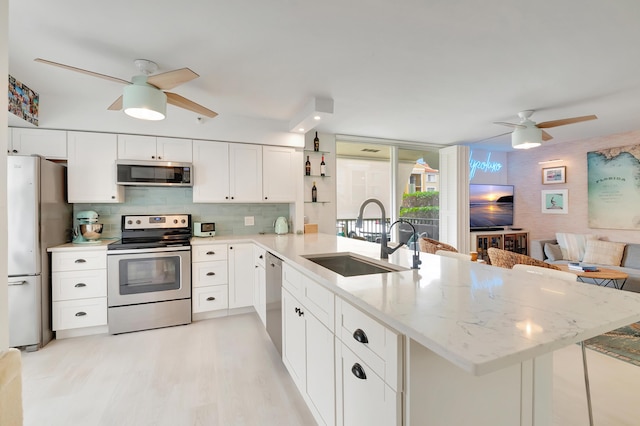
[107,246,191,255]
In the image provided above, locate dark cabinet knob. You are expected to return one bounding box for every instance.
[74,259,87,263]
[75,312,87,317]
[206,272,215,276]
[151,155,156,159]
[351,363,367,380]
[225,196,229,199]
[158,156,162,160]
[74,283,87,288]
[259,255,263,259]
[206,296,216,301]
[206,251,215,255]
[265,197,268,200]
[353,328,369,344]
[231,196,235,200]
[229,246,233,250]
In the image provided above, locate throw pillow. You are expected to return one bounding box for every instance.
[621,244,640,269]
[544,243,563,261]
[582,240,626,266]
[555,233,597,261]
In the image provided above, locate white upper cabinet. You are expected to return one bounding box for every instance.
[10,128,67,159]
[230,143,263,202]
[263,145,296,202]
[67,132,123,203]
[117,135,192,162]
[192,141,263,203]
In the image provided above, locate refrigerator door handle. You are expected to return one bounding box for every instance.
[8,280,27,286]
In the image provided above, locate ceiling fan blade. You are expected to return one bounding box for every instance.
[147,68,199,90]
[108,96,123,111]
[34,58,130,85]
[536,115,597,128]
[493,121,526,129]
[541,130,553,141]
[166,92,218,118]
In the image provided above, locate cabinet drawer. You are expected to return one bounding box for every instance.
[303,276,334,332]
[193,285,229,313]
[52,250,106,272]
[336,341,400,426]
[192,244,228,262]
[283,262,303,297]
[192,261,228,287]
[255,246,266,268]
[52,270,107,301]
[52,297,107,330]
[336,298,402,390]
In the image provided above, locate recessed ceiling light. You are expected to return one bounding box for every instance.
[538,159,563,164]
[314,115,321,120]
[298,128,305,132]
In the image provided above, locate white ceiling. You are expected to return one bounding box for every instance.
[9,1,640,151]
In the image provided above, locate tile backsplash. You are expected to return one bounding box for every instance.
[74,187,290,238]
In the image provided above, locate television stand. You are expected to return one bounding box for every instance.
[470,229,529,263]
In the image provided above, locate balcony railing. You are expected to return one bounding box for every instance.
[337,217,439,243]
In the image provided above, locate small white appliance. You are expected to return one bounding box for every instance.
[274,217,288,234]
[194,222,216,237]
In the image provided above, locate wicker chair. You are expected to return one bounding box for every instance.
[419,237,458,254]
[487,247,560,270]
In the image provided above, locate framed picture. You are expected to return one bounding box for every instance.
[541,189,568,214]
[542,166,566,184]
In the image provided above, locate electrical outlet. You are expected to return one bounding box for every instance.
[244,216,255,226]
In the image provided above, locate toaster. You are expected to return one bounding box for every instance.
[193,222,215,237]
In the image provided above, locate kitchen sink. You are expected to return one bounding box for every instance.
[302,252,407,277]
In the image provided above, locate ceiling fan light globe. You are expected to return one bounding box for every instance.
[123,83,167,121]
[512,126,542,149]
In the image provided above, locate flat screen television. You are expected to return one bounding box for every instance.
[469,184,514,229]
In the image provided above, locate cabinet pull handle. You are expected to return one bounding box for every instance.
[353,328,369,344]
[225,196,229,200]
[74,259,87,263]
[259,255,263,259]
[229,246,233,250]
[12,149,18,153]
[206,272,215,276]
[75,312,87,317]
[206,251,215,255]
[151,155,156,159]
[158,156,162,160]
[351,363,367,380]
[206,297,216,301]
[74,283,87,288]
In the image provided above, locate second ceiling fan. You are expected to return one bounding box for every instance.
[35,58,218,121]
[495,110,597,149]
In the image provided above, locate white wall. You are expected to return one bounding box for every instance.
[508,129,640,243]
[1,0,9,350]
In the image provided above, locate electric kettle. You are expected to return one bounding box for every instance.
[274,216,289,234]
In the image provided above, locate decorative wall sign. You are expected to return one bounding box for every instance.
[8,75,39,126]
[542,166,566,184]
[541,189,568,214]
[588,143,640,229]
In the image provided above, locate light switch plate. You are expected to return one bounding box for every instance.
[244,216,255,226]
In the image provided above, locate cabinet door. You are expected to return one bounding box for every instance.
[117,134,157,160]
[336,343,399,426]
[229,143,262,202]
[192,140,230,202]
[307,314,335,426]
[263,146,296,202]
[254,264,266,326]
[157,137,192,162]
[282,288,306,390]
[11,128,67,159]
[228,243,255,308]
[67,132,123,203]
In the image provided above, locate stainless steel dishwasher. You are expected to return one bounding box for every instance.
[265,252,283,355]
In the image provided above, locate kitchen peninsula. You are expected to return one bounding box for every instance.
[193,233,640,425]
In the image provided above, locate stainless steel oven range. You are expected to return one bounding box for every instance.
[107,214,192,334]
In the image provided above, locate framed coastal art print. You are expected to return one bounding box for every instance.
[541,189,568,214]
[542,166,566,184]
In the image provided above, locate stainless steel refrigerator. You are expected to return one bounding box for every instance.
[7,155,72,350]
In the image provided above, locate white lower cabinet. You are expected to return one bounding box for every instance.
[253,246,266,326]
[228,243,255,309]
[191,243,228,314]
[51,249,108,333]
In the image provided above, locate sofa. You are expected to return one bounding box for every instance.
[531,236,640,293]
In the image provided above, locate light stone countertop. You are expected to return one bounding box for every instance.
[192,233,640,375]
[47,239,117,252]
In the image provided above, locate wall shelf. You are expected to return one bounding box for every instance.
[304,174,331,178]
[305,201,331,204]
[304,149,331,155]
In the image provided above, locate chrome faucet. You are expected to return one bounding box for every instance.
[356,198,389,259]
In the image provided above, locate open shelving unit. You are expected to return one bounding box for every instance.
[470,229,528,264]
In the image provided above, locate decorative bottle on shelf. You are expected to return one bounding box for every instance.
[311,181,317,202]
[305,156,311,176]
[320,155,326,176]
[313,131,319,152]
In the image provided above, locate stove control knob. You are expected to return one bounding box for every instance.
[136,220,141,225]
[173,219,178,224]
[181,219,186,224]
[127,220,132,225]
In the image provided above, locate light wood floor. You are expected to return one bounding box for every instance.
[21,313,640,426]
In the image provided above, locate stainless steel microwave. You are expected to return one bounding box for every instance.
[116,160,192,186]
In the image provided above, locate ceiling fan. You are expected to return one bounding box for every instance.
[494,110,597,149]
[34,58,218,121]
